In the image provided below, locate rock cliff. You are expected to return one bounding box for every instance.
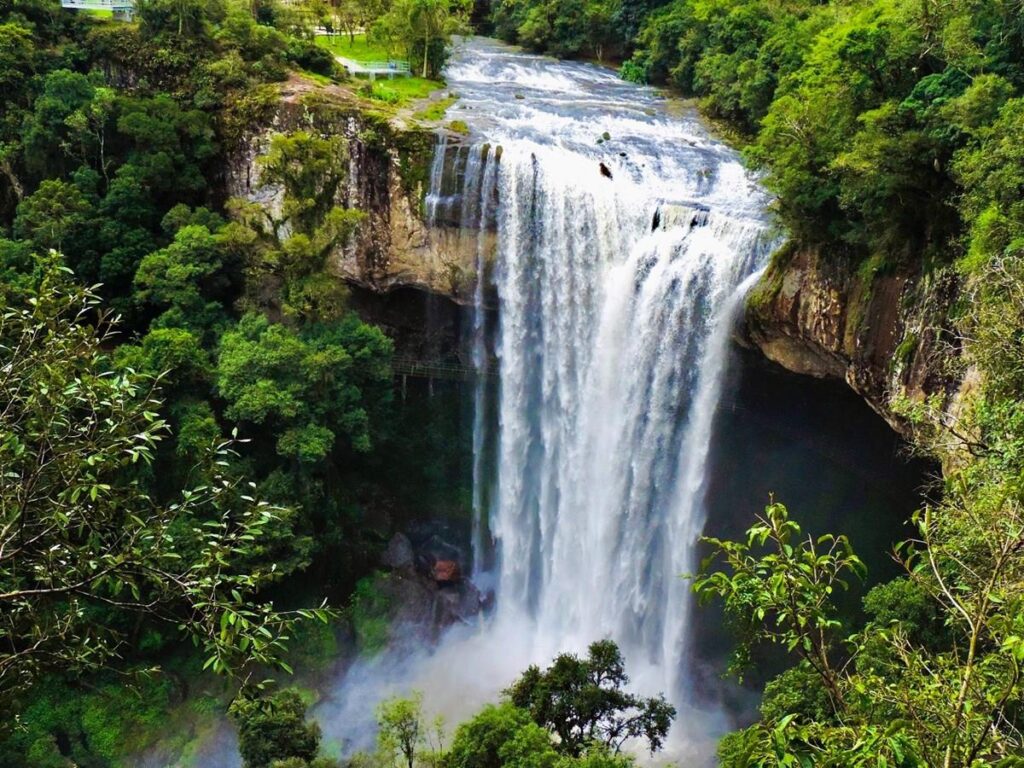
[225,77,485,303]
[742,243,963,434]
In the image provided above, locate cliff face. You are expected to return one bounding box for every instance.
[225,78,484,303]
[230,82,963,433]
[743,244,963,433]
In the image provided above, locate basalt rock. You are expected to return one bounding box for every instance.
[376,529,481,643]
[742,243,965,435]
[381,532,415,572]
[225,77,492,305]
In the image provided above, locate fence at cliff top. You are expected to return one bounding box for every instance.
[334,56,412,79]
[61,0,135,15]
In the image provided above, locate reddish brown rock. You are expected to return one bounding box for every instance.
[431,560,461,584]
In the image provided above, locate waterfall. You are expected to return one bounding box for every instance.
[313,39,777,764]
[447,132,773,694]
[431,40,777,746]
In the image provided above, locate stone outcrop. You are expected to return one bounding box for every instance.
[381,532,415,572]
[742,243,963,434]
[373,532,482,645]
[225,77,486,303]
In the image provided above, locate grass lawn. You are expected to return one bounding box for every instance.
[317,33,398,63]
[414,94,457,121]
[316,33,449,110]
[369,76,442,100]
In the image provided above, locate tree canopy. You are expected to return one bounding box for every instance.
[0,262,331,706]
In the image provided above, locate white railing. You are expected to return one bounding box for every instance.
[334,54,412,77]
[361,60,411,73]
[61,0,136,10]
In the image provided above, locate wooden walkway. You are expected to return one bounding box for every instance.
[392,356,495,381]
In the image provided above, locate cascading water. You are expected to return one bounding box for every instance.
[315,38,777,765]
[420,38,777,756]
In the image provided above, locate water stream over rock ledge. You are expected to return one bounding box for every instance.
[221,38,931,768]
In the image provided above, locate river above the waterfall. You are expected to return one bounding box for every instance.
[434,36,769,220]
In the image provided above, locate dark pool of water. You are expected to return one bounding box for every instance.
[691,344,935,724]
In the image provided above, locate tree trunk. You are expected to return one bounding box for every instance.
[423,29,429,78]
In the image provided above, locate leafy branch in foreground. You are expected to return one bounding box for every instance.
[694,501,865,711]
[0,258,334,711]
[698,495,1024,767]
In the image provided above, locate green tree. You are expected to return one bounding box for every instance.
[22,69,97,181]
[231,688,334,768]
[505,640,675,756]
[0,259,331,704]
[447,701,637,768]
[377,692,427,768]
[137,0,227,39]
[133,222,232,338]
[448,703,555,768]
[216,312,392,462]
[12,179,92,253]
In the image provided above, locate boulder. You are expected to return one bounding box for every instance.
[434,580,483,625]
[382,533,415,571]
[431,559,461,584]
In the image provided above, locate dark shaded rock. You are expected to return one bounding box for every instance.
[599,162,613,179]
[434,579,482,625]
[382,533,415,571]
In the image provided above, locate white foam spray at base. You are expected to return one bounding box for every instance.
[314,38,777,766]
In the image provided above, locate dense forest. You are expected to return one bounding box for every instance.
[0,0,469,763]
[2,0,1024,765]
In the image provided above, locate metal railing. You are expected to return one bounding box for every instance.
[362,60,411,73]
[61,0,135,9]
[391,356,495,381]
[336,56,412,77]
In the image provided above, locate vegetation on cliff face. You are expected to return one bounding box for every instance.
[0,0,470,764]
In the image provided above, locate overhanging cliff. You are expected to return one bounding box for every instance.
[742,243,964,434]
